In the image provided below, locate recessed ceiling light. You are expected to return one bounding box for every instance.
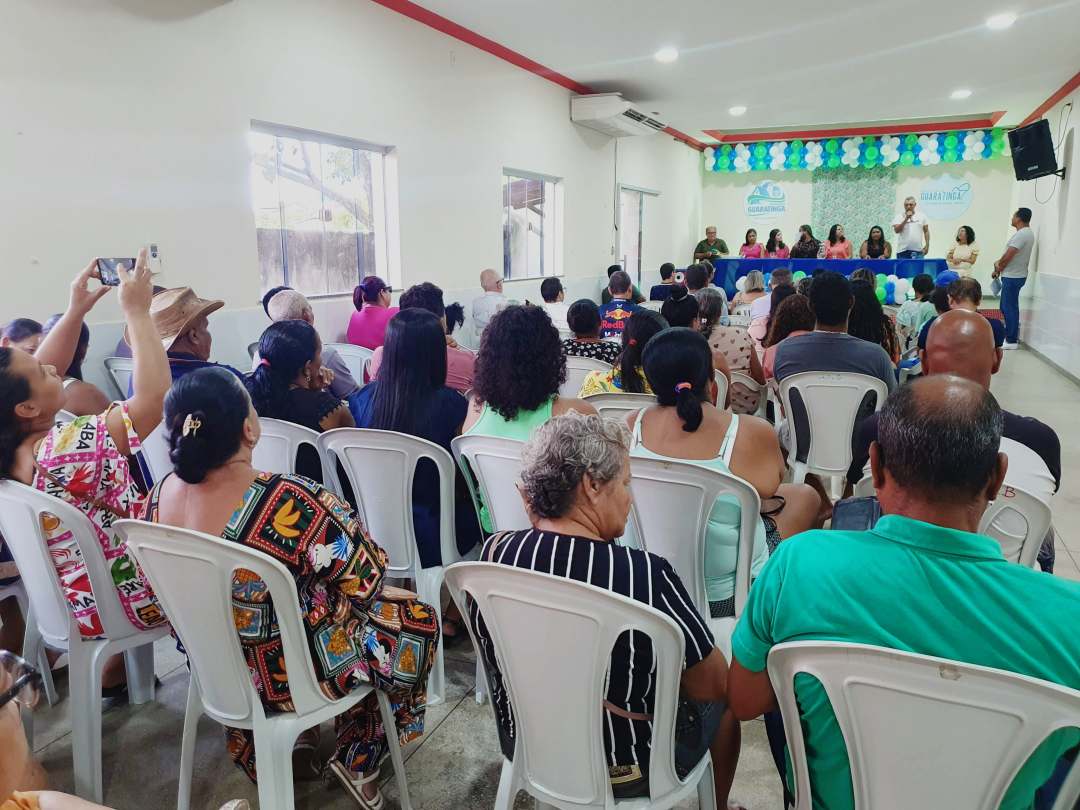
[728,105,747,117]
[986,12,1017,29]
[654,47,679,64]
[951,88,973,100]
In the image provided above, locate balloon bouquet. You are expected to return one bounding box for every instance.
[874,274,911,305]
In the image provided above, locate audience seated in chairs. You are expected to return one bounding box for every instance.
[895,272,936,348]
[761,294,814,381]
[0,252,171,692]
[748,268,792,324]
[848,280,902,363]
[731,270,767,311]
[538,277,570,331]
[601,264,645,306]
[917,276,1006,350]
[260,289,361,402]
[462,305,596,531]
[597,271,641,338]
[368,282,475,394]
[470,268,508,342]
[748,272,795,352]
[698,288,765,414]
[659,284,698,327]
[246,319,354,434]
[848,309,1061,572]
[628,327,821,618]
[346,276,398,351]
[728,375,1080,810]
[648,262,678,302]
[0,320,42,354]
[140,367,439,807]
[562,299,621,365]
[579,309,668,397]
[468,411,743,806]
[40,316,109,417]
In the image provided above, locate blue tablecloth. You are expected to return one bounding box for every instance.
[708,258,949,299]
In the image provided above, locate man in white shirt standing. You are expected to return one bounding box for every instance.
[992,207,1035,349]
[892,195,930,259]
[539,277,570,332]
[471,268,508,341]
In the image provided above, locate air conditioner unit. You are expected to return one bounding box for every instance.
[571,93,667,138]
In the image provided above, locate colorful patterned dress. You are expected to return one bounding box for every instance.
[141,471,439,781]
[32,403,167,639]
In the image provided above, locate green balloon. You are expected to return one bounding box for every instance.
[791,139,804,150]
[875,273,887,287]
[990,139,1005,154]
[863,135,876,146]
[875,286,886,303]
[826,139,839,153]
[717,156,731,170]
[865,146,879,160]
[904,134,919,148]
[720,144,733,154]
[943,149,959,163]
[944,133,958,149]
[792,271,806,281]
[900,152,916,166]
[787,153,801,168]
[754,143,767,158]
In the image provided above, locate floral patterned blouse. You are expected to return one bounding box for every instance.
[578,367,654,398]
[33,403,167,639]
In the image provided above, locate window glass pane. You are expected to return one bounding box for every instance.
[277,137,326,296]
[322,144,359,296]
[503,173,560,280]
[355,150,379,280]
[249,132,285,292]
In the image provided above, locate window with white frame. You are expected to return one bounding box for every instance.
[249,122,396,298]
[502,170,562,279]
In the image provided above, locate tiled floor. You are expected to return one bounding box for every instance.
[25,346,1079,809]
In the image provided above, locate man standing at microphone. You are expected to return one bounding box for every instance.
[892,196,930,259]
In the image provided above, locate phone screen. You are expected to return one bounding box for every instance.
[96,258,134,287]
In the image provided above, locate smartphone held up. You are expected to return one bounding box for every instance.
[95,257,135,287]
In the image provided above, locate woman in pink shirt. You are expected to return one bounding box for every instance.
[764,228,790,259]
[822,224,853,259]
[738,228,765,259]
[346,276,399,349]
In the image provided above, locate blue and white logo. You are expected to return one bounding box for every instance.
[919,174,973,220]
[744,181,786,221]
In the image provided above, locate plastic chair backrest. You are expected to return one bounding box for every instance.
[779,372,888,477]
[978,484,1052,567]
[445,562,687,806]
[582,392,656,423]
[0,481,139,646]
[767,640,1080,810]
[318,429,459,577]
[714,370,730,410]
[56,410,78,425]
[103,357,133,401]
[562,356,612,399]
[730,371,766,417]
[627,455,760,618]
[139,424,172,484]
[451,435,529,532]
[246,341,258,360]
[252,418,320,477]
[639,300,663,312]
[325,343,373,382]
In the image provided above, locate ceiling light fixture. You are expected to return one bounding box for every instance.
[986,12,1017,29]
[654,47,679,64]
[950,88,973,100]
[728,105,747,116]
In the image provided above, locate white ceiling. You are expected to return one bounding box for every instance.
[412,0,1080,142]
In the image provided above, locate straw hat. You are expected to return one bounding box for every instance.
[126,287,225,351]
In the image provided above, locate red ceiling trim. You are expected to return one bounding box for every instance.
[705,115,1003,143]
[1019,69,1080,127]
[370,0,705,151]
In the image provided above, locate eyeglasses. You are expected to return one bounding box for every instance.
[0,651,43,712]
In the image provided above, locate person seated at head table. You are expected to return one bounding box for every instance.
[788,224,821,259]
[469,411,745,806]
[628,327,822,617]
[562,299,622,365]
[0,321,42,355]
[694,225,730,263]
[822,224,853,260]
[346,275,398,350]
[368,282,475,394]
[761,294,815,380]
[728,375,1080,810]
[858,225,892,260]
[40,316,109,417]
[649,262,679,302]
[601,264,646,306]
[739,228,764,259]
[731,270,767,310]
[848,280,901,364]
[697,288,765,414]
[598,271,641,338]
[258,289,361,401]
[917,276,1005,350]
[764,229,790,260]
[660,284,698,328]
[0,252,171,693]
[579,309,668,397]
[141,367,438,805]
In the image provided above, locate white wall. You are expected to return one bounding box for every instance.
[0,0,703,387]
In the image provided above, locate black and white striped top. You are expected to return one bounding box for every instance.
[469,529,715,781]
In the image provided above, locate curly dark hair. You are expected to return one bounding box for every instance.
[765,293,815,348]
[473,305,566,420]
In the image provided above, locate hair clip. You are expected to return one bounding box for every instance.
[259,358,271,368]
[674,382,692,393]
[182,414,202,438]
[627,338,637,346]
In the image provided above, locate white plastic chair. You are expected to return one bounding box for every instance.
[115,519,414,810]
[778,372,889,489]
[639,300,663,312]
[767,640,1080,810]
[713,370,730,410]
[246,341,259,360]
[0,482,165,802]
[583,392,657,423]
[102,357,133,401]
[729,371,766,418]
[252,418,320,476]
[627,456,760,660]
[0,580,57,711]
[979,484,1052,568]
[139,424,173,485]
[445,562,716,810]
[317,428,477,706]
[326,342,374,382]
[563,356,613,399]
[451,434,529,534]
[56,409,78,425]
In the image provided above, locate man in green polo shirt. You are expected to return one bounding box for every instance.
[693,226,729,263]
[729,375,1080,810]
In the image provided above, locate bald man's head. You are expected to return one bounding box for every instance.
[480,269,504,292]
[921,309,1001,389]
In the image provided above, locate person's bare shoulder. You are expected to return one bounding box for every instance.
[554,397,598,416]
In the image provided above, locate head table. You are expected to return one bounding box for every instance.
[706,257,950,299]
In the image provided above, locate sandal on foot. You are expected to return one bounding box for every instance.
[328,760,384,810]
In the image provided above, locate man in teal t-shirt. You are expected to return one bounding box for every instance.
[729,375,1080,810]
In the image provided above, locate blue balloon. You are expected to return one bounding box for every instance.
[884,280,896,305]
[763,273,772,287]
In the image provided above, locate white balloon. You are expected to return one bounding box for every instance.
[736,276,747,292]
[894,278,910,298]
[887,274,898,283]
[704,147,716,159]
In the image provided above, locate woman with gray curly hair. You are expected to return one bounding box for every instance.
[469,411,744,807]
